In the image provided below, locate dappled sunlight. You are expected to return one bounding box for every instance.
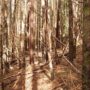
[24,64,53,90]
[25,65,33,90]
[37,73,53,90]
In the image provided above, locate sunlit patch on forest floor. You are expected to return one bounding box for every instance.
[2,46,82,90]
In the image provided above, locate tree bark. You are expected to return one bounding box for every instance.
[68,0,75,62]
[56,0,61,49]
[83,0,90,89]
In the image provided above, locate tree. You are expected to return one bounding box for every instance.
[68,0,76,62]
[83,0,90,89]
[56,0,61,48]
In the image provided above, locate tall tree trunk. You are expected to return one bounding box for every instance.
[28,0,35,64]
[68,0,75,62]
[56,0,61,48]
[11,0,16,62]
[0,34,4,90]
[44,0,54,80]
[83,0,90,89]
[0,25,4,90]
[0,0,4,89]
[37,0,41,51]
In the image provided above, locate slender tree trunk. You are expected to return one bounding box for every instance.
[45,0,49,62]
[0,1,4,88]
[68,0,75,62]
[56,0,61,48]
[0,28,4,90]
[11,0,16,63]
[0,34,4,90]
[28,0,35,64]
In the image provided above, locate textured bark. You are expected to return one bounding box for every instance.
[28,0,35,64]
[56,0,61,48]
[83,0,90,89]
[0,0,4,89]
[68,0,75,62]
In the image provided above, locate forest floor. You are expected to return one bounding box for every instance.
[0,46,82,90]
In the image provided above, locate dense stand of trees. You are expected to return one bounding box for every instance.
[0,0,90,90]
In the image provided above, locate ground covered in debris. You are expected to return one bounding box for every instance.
[0,46,82,90]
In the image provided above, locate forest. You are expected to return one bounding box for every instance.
[0,0,90,90]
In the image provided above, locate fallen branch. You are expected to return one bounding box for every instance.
[0,62,49,83]
[63,56,81,74]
